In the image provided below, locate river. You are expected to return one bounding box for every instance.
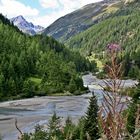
[0,73,137,140]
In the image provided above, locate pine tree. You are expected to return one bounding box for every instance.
[84,92,100,140]
[63,117,74,140]
[48,112,63,139]
[127,83,140,134]
[69,77,77,93]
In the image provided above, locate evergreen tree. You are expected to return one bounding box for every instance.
[0,14,92,99]
[48,112,63,139]
[31,125,48,140]
[63,117,75,140]
[127,83,140,134]
[69,77,77,93]
[127,102,137,134]
[84,92,100,140]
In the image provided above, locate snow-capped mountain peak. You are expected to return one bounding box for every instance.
[10,15,44,35]
[11,15,25,23]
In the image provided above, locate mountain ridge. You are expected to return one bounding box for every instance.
[10,15,44,35]
[43,0,122,41]
[65,0,140,78]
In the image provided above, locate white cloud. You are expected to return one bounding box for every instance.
[39,0,103,10]
[34,0,103,27]
[80,0,103,6]
[0,0,39,18]
[39,0,59,9]
[0,0,103,27]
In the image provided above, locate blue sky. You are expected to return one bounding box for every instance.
[0,0,103,27]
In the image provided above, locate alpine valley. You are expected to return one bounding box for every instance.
[0,0,140,140]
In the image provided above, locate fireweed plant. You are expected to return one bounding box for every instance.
[99,43,128,140]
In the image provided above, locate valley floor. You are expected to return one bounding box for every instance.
[0,96,89,140]
[0,74,138,140]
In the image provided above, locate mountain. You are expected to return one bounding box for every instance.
[66,0,139,53]
[66,0,140,78]
[10,15,44,35]
[43,0,123,41]
[0,14,94,100]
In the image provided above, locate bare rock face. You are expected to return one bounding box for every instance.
[10,15,44,35]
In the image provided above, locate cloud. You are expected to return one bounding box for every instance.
[29,11,66,28]
[80,0,103,6]
[0,0,103,27]
[39,0,103,10]
[39,0,59,9]
[34,0,103,27]
[0,0,39,18]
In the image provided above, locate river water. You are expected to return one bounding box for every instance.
[0,73,137,140]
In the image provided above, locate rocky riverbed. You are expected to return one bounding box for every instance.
[0,73,138,140]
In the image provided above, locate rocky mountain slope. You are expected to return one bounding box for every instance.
[43,0,122,41]
[10,15,44,35]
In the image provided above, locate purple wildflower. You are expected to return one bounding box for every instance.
[107,43,121,53]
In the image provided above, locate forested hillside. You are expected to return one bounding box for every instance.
[66,0,140,78]
[0,14,95,100]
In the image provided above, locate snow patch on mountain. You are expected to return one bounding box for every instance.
[10,15,44,35]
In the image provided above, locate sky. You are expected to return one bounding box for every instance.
[0,0,103,27]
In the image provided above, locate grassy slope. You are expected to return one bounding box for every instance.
[87,53,104,71]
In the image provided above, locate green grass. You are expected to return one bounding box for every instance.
[29,77,42,84]
[92,2,120,21]
[87,52,104,71]
[105,2,120,13]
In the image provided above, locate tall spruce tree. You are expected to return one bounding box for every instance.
[48,112,63,139]
[84,92,100,140]
[127,83,140,134]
